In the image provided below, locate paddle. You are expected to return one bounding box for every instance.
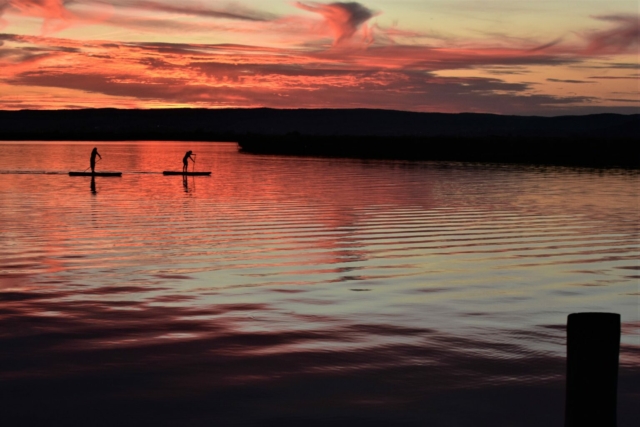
[193,154,197,173]
[83,158,101,172]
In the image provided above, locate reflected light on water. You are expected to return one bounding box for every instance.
[0,142,638,426]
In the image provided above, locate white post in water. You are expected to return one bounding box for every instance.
[565,312,620,427]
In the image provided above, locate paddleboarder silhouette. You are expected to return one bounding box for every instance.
[90,147,102,174]
[183,150,195,173]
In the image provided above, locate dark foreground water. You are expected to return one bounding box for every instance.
[0,142,638,426]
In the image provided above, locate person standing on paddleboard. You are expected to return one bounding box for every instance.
[183,150,195,173]
[90,147,102,174]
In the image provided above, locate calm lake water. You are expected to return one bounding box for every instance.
[0,141,638,426]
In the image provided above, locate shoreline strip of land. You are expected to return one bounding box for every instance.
[1,108,637,168]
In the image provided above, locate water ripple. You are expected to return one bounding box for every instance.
[0,142,638,426]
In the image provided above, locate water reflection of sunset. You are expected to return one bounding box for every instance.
[0,142,638,425]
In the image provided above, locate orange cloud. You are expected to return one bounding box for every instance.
[1,32,601,114]
[0,7,638,113]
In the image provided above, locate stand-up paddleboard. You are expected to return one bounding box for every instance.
[69,172,122,177]
[162,171,211,176]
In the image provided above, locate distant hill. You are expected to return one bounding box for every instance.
[0,108,638,139]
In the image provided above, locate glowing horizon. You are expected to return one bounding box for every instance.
[0,1,638,114]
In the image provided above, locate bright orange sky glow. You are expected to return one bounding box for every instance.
[0,1,638,114]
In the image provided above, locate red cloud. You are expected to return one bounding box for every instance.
[585,14,639,54]
[295,1,378,45]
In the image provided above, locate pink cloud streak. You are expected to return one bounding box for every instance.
[7,0,75,33]
[585,14,639,54]
[93,0,277,22]
[295,1,378,45]
[0,0,279,35]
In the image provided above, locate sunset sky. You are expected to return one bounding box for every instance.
[0,1,638,114]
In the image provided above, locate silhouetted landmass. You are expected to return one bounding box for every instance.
[237,135,638,168]
[0,108,637,167]
[1,108,638,138]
